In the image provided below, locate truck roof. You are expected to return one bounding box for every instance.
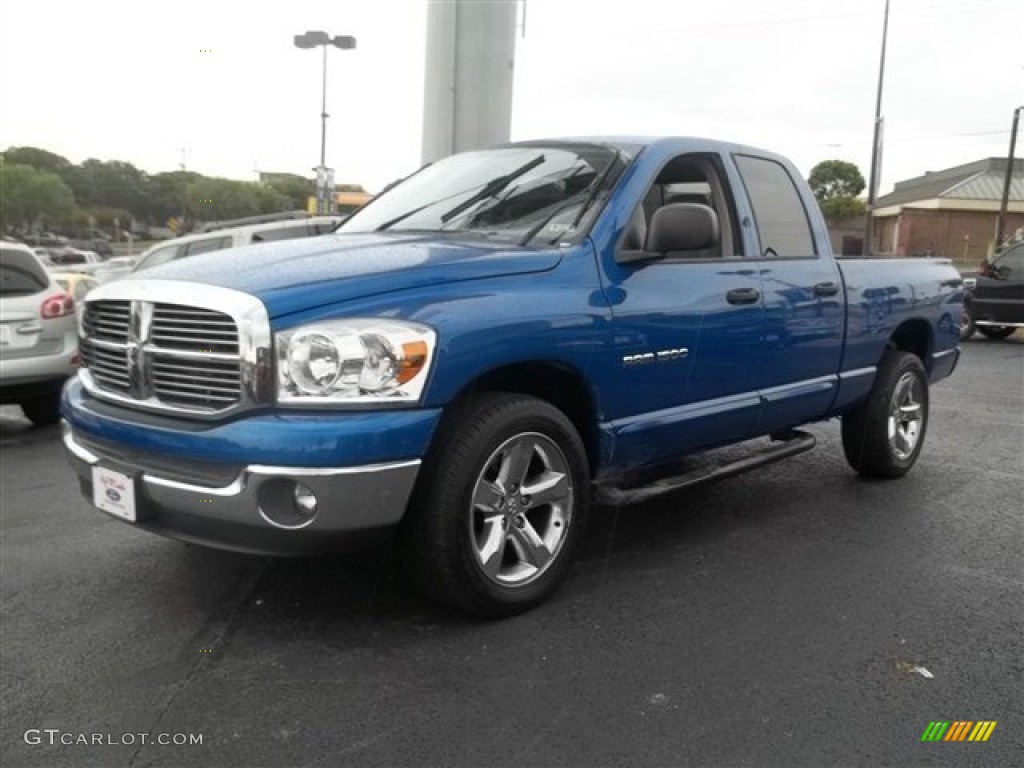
[510,135,789,164]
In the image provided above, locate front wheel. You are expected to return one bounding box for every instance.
[399,393,590,617]
[841,350,929,479]
[977,325,1016,340]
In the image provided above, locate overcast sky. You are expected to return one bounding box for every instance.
[1,0,1021,195]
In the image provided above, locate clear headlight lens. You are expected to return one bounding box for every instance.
[276,319,435,404]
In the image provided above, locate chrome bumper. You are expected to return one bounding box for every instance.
[62,422,421,554]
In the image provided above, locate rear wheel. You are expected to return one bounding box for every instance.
[21,392,62,427]
[977,325,1016,340]
[841,350,929,479]
[399,393,589,617]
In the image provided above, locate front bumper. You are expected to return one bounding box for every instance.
[63,423,421,555]
[61,379,441,555]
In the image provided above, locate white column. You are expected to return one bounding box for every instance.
[421,0,518,165]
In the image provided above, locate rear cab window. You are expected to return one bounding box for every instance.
[0,248,51,296]
[734,154,817,259]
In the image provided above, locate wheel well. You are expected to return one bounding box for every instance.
[452,363,600,470]
[888,319,932,369]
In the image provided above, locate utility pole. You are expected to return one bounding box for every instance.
[864,0,891,256]
[995,105,1023,250]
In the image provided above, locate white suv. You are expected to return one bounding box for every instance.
[0,243,78,426]
[128,215,343,275]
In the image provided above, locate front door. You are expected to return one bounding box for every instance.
[594,152,765,472]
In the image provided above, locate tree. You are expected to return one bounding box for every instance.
[185,177,291,222]
[149,171,203,224]
[808,160,867,222]
[0,161,76,232]
[2,146,74,180]
[262,173,313,211]
[71,159,152,220]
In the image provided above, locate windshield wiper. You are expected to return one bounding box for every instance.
[517,150,622,246]
[373,157,546,233]
[439,155,546,224]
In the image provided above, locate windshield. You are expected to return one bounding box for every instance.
[338,144,626,245]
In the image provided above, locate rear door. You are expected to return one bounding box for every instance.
[731,154,845,433]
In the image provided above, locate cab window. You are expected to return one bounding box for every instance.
[619,153,742,260]
[734,154,816,258]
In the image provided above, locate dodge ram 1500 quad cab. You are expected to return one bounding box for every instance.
[62,137,963,616]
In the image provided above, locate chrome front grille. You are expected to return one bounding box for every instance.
[83,299,131,343]
[151,304,239,355]
[81,298,245,414]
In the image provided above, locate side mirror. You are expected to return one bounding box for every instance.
[995,264,1012,279]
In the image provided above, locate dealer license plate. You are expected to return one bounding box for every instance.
[92,466,136,522]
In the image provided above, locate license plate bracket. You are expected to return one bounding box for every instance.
[92,465,142,522]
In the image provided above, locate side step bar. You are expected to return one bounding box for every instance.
[595,430,816,506]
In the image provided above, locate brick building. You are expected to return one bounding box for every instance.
[871,157,1024,261]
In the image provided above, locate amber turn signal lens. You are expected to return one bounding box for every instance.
[397,340,429,384]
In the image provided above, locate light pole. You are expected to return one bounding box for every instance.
[293,30,356,215]
[995,105,1023,250]
[863,0,891,255]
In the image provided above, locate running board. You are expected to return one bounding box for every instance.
[594,430,816,506]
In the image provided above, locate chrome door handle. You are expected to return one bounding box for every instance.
[726,288,760,305]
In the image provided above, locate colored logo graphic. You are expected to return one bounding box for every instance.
[921,721,997,742]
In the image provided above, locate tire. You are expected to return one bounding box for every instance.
[841,350,929,479]
[959,304,975,340]
[399,393,590,618]
[21,393,62,427]
[977,325,1016,340]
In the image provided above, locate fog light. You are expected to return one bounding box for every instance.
[293,483,318,516]
[257,478,319,529]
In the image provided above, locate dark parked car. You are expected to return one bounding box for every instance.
[961,242,1024,340]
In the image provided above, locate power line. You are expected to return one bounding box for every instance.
[588,0,1018,40]
[780,129,1011,150]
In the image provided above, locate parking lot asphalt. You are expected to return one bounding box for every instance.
[2,337,1022,768]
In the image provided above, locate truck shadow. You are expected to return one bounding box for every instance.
[217,444,844,635]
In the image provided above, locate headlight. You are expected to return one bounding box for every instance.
[276,319,435,404]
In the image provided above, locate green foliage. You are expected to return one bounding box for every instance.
[262,173,313,211]
[0,161,76,230]
[185,178,291,221]
[808,160,865,202]
[149,171,202,223]
[71,158,152,218]
[820,197,867,221]
[2,144,321,231]
[2,146,74,179]
[808,160,867,223]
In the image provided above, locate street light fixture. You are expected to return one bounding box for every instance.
[293,30,357,215]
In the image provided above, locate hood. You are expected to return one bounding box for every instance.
[137,232,562,318]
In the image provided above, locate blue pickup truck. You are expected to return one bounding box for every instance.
[62,137,963,616]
